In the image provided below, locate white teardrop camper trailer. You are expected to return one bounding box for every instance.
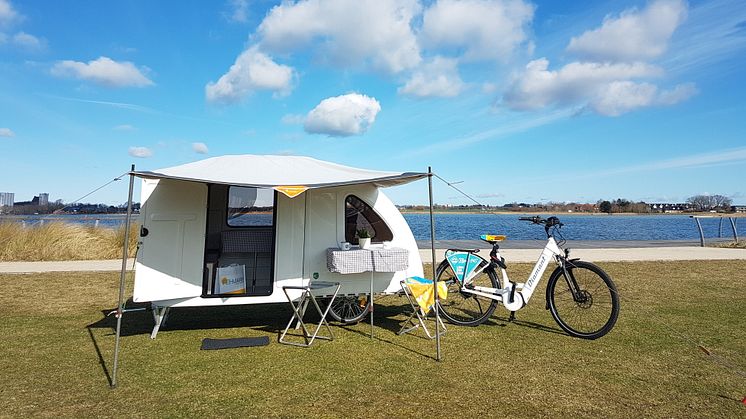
[130,155,427,337]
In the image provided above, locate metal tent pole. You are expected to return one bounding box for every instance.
[729,217,739,242]
[428,167,441,361]
[112,164,135,388]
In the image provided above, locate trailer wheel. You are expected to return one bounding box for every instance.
[327,295,371,324]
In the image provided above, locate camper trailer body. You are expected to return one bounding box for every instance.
[132,177,424,309]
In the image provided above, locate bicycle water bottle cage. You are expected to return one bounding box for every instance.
[480,234,506,244]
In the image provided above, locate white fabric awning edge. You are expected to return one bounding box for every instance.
[130,170,428,189]
[128,155,428,192]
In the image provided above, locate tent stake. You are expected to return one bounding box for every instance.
[112,164,135,388]
[428,167,441,361]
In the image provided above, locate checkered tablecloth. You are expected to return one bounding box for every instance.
[326,247,409,274]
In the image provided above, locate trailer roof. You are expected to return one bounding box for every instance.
[132,155,427,196]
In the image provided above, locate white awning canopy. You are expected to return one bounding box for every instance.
[132,155,427,197]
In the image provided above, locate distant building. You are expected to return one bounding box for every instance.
[649,203,693,213]
[0,192,13,209]
[732,205,746,213]
[39,193,49,206]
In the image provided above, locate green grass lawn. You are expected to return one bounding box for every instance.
[1,261,744,418]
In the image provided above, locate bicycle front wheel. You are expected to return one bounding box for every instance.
[328,295,371,324]
[547,260,619,339]
[436,260,500,326]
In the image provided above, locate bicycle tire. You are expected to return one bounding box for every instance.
[546,260,620,340]
[328,295,371,324]
[436,259,500,326]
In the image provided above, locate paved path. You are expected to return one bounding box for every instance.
[1,244,744,273]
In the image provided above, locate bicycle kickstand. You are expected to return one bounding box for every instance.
[508,311,516,322]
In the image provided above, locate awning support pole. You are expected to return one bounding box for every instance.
[112,164,135,388]
[428,167,441,361]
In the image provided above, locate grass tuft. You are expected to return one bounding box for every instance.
[711,241,746,249]
[0,222,138,261]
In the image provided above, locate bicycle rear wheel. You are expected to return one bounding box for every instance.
[436,260,500,326]
[328,295,371,324]
[547,260,619,339]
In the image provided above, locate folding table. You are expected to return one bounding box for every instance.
[326,247,409,338]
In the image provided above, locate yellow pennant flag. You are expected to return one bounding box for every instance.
[274,185,308,198]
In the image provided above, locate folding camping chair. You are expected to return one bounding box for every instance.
[279,281,341,347]
[398,276,447,339]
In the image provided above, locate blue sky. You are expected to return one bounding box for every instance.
[1,0,745,205]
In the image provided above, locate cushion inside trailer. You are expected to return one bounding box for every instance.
[200,336,270,350]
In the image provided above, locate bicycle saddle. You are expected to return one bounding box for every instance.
[480,234,506,244]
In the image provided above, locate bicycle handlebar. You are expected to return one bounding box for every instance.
[519,216,564,229]
[519,216,543,224]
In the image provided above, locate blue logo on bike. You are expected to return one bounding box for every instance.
[445,250,484,282]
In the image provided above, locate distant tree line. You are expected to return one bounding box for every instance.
[685,194,732,212]
[398,194,737,214]
[596,199,651,214]
[0,202,140,215]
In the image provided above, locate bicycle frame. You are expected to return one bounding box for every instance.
[452,237,565,311]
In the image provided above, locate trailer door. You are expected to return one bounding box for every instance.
[133,179,207,302]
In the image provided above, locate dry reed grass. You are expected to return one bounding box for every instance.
[0,222,138,261]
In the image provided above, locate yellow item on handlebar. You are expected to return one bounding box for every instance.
[480,234,506,243]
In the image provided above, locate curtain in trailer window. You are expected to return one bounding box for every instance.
[345,195,393,244]
[227,187,275,227]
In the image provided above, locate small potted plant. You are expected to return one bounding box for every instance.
[356,228,372,249]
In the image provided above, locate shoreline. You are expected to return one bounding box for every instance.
[398,210,746,217]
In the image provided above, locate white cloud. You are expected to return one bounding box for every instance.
[0,0,19,27]
[656,82,698,105]
[192,142,209,154]
[226,0,249,23]
[591,81,697,116]
[12,31,43,50]
[128,146,153,158]
[420,0,534,62]
[304,93,381,136]
[113,124,136,131]
[579,147,746,178]
[205,46,295,104]
[590,81,658,116]
[398,56,465,98]
[400,108,573,158]
[0,127,15,137]
[503,58,663,111]
[257,0,421,74]
[51,56,154,88]
[281,114,305,125]
[567,0,687,62]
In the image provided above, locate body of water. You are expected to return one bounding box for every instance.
[0,214,131,228]
[403,213,745,241]
[2,213,743,241]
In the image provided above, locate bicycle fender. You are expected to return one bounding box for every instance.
[545,265,564,310]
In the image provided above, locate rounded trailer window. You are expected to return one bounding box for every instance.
[344,195,393,244]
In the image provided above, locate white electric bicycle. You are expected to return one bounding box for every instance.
[436,216,619,339]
